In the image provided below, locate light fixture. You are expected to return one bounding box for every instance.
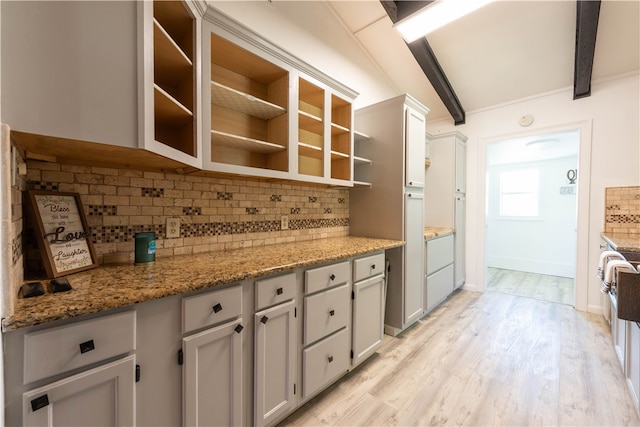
[394,0,495,43]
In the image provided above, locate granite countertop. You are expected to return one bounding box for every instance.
[424,227,455,240]
[4,236,403,332]
[602,233,640,253]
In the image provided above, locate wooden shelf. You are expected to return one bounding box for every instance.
[331,150,349,160]
[154,84,193,124]
[299,111,323,135]
[353,180,372,187]
[154,19,192,69]
[354,131,371,143]
[211,81,285,120]
[298,142,323,159]
[331,122,349,136]
[354,156,371,166]
[425,160,432,166]
[212,130,286,154]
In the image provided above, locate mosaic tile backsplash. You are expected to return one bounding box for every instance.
[605,186,640,234]
[25,160,350,266]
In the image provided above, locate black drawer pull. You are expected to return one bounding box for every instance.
[329,274,336,281]
[79,339,95,354]
[212,303,223,313]
[329,309,335,316]
[235,324,244,334]
[261,316,269,324]
[276,287,283,295]
[371,264,376,270]
[328,355,334,363]
[31,394,49,412]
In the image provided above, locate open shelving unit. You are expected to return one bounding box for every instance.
[330,94,352,181]
[298,78,325,178]
[208,33,289,171]
[153,0,196,158]
[353,131,372,187]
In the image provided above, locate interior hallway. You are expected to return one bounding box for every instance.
[279,289,639,426]
[487,267,575,306]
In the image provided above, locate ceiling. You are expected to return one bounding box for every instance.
[326,0,640,123]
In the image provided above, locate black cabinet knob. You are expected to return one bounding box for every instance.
[234,324,244,334]
[30,394,49,412]
[328,355,334,363]
[371,264,376,270]
[79,339,95,354]
[261,316,269,324]
[276,287,283,295]
[213,303,223,313]
[329,309,335,316]
[329,274,336,281]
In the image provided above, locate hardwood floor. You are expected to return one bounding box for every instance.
[279,290,640,426]
[487,267,574,306]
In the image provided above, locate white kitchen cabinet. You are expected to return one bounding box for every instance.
[352,252,386,367]
[353,131,373,186]
[182,319,244,426]
[350,94,429,336]
[611,294,627,369]
[626,321,640,416]
[254,299,297,427]
[425,234,455,312]
[201,8,357,186]
[23,355,136,427]
[138,0,202,168]
[425,131,468,289]
[181,284,244,426]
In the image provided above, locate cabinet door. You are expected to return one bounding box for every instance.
[426,264,454,312]
[404,106,426,188]
[352,274,385,366]
[182,319,243,427]
[255,300,297,427]
[455,138,466,193]
[454,195,466,288]
[23,355,135,427]
[404,192,424,324]
[626,322,640,414]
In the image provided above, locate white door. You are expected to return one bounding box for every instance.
[255,300,297,427]
[352,274,385,366]
[404,107,426,188]
[404,192,424,325]
[23,355,135,427]
[182,319,243,427]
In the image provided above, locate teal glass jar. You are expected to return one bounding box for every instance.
[134,232,156,264]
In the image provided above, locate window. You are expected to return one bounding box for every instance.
[499,169,539,217]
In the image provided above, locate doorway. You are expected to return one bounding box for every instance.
[484,129,580,305]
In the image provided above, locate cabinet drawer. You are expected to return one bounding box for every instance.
[305,261,350,294]
[255,272,296,311]
[302,327,349,399]
[426,264,454,311]
[24,310,136,385]
[353,252,385,282]
[303,283,350,345]
[426,234,454,275]
[182,285,242,334]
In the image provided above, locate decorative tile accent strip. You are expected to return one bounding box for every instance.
[12,234,22,266]
[605,186,640,233]
[217,192,233,200]
[270,195,282,202]
[182,207,202,216]
[92,225,165,244]
[309,196,317,203]
[324,208,332,214]
[606,214,640,224]
[142,187,164,197]
[246,207,259,215]
[291,208,300,214]
[290,218,349,230]
[88,205,117,216]
[338,198,345,204]
[28,181,58,191]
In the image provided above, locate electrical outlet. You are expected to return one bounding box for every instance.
[166,218,181,238]
[280,215,289,230]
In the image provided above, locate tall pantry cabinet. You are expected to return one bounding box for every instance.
[350,94,428,336]
[425,131,467,288]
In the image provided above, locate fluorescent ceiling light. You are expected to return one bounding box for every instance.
[394,0,495,43]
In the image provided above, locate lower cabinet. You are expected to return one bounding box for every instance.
[626,321,640,415]
[302,328,350,398]
[425,234,454,313]
[611,294,627,369]
[182,319,244,426]
[22,355,136,427]
[254,299,297,427]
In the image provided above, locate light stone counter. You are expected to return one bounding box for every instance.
[424,227,454,240]
[4,236,403,331]
[602,233,640,253]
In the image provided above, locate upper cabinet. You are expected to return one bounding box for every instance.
[138,0,202,169]
[202,8,357,186]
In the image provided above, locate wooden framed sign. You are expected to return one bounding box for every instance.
[26,190,97,278]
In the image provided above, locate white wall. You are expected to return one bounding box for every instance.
[486,155,578,278]
[427,72,640,314]
[208,1,398,109]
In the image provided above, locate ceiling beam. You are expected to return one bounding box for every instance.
[574,0,601,99]
[380,0,466,124]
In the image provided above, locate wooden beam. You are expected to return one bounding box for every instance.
[574,0,601,99]
[380,1,466,125]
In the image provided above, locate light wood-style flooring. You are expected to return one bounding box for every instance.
[280,289,640,426]
[487,267,574,306]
